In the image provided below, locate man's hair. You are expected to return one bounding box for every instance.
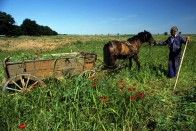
[170,26,178,32]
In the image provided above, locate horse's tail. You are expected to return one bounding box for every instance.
[103,41,112,67]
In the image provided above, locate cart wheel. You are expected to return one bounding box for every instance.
[2,74,45,94]
[80,70,96,78]
[95,58,105,71]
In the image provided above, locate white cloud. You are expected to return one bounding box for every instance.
[100,14,138,23]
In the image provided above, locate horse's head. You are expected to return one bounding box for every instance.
[142,30,156,44]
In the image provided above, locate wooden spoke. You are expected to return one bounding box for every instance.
[81,70,96,78]
[2,74,45,94]
[20,76,25,88]
[11,80,22,90]
[3,87,21,92]
[25,75,30,88]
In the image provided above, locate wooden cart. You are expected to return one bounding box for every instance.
[2,52,97,93]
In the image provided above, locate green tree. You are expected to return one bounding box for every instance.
[164,32,168,35]
[1,12,58,36]
[7,25,23,36]
[0,11,15,36]
[21,19,40,36]
[21,19,58,36]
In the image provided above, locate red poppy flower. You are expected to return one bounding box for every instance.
[133,83,136,86]
[137,91,144,98]
[99,96,109,102]
[23,89,29,93]
[119,87,123,91]
[93,82,96,87]
[30,84,35,88]
[120,79,123,83]
[35,52,40,58]
[121,83,125,87]
[18,123,26,129]
[99,96,104,101]
[37,81,41,86]
[127,88,132,92]
[130,96,135,101]
[37,82,41,86]
[104,97,109,102]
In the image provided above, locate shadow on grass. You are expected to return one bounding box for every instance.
[0,118,8,131]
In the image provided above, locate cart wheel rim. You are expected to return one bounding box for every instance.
[80,70,96,78]
[2,74,45,94]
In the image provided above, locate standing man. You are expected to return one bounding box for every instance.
[156,26,190,78]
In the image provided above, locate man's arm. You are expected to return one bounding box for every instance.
[155,40,168,46]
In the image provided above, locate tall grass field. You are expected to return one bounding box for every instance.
[0,34,195,130]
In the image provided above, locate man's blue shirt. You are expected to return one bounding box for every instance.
[157,34,186,54]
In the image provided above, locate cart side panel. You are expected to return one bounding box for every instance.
[84,57,96,70]
[54,58,84,76]
[6,63,25,78]
[4,56,87,80]
[25,58,85,78]
[25,60,56,78]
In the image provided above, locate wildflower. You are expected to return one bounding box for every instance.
[35,52,40,59]
[121,83,125,87]
[119,87,123,91]
[99,96,109,102]
[91,76,96,80]
[18,123,26,129]
[137,91,144,98]
[99,96,104,101]
[37,81,41,86]
[23,89,29,93]
[130,96,135,101]
[151,89,155,94]
[149,80,153,83]
[30,84,35,88]
[133,83,136,86]
[104,97,109,102]
[127,88,132,92]
[120,79,123,83]
[93,82,96,87]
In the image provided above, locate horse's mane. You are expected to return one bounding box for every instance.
[127,35,139,42]
[127,31,151,42]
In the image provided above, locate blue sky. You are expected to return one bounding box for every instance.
[1,0,196,34]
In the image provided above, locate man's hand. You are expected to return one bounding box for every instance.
[186,36,190,42]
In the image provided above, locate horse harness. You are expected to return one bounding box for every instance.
[110,40,137,69]
[111,40,136,56]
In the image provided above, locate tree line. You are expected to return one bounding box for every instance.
[0,11,58,36]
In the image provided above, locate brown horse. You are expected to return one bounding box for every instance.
[103,30,156,71]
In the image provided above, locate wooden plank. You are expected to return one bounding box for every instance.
[24,58,84,78]
[6,64,24,77]
[4,55,88,79]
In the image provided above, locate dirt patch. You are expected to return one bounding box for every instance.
[0,36,98,51]
[11,40,64,51]
[0,35,126,51]
[0,38,69,51]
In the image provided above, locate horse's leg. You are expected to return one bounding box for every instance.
[103,43,116,68]
[133,54,140,71]
[129,56,133,70]
[103,43,111,68]
[111,55,117,68]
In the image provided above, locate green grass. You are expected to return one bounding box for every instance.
[0,35,195,130]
